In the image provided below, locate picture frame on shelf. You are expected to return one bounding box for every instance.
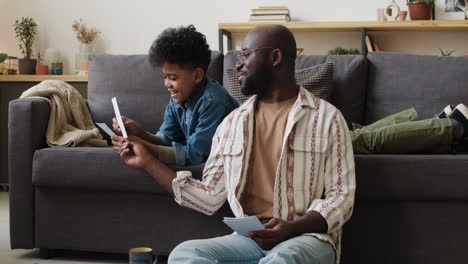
[445,0,466,12]
[435,0,466,20]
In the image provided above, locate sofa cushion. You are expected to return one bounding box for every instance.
[355,154,468,201]
[224,52,367,127]
[32,147,204,193]
[366,52,468,124]
[87,52,224,134]
[225,62,334,104]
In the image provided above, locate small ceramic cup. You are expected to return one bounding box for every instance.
[377,8,387,22]
[129,247,158,264]
[399,11,408,21]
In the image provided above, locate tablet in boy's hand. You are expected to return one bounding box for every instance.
[112,97,128,138]
[95,122,116,137]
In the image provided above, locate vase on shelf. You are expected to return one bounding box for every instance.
[75,43,95,75]
[384,0,400,21]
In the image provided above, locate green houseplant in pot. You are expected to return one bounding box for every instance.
[14,17,38,74]
[407,0,435,20]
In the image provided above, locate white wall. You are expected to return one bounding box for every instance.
[1,0,467,74]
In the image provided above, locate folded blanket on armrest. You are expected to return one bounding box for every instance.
[20,80,107,147]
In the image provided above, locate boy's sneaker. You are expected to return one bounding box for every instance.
[449,104,468,138]
[435,104,454,118]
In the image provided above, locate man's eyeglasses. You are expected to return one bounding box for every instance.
[237,46,275,62]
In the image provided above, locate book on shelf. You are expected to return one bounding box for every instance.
[249,6,291,20]
[365,34,381,52]
[373,42,381,52]
[251,9,290,15]
[365,35,374,52]
[257,6,289,9]
[249,14,291,22]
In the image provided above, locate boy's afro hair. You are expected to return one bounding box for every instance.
[149,25,211,72]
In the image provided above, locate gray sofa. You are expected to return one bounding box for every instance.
[9,51,468,264]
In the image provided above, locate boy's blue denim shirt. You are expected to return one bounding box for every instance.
[155,77,239,165]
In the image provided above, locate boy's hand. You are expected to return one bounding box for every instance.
[112,135,145,154]
[111,135,125,153]
[112,116,148,140]
[119,138,154,169]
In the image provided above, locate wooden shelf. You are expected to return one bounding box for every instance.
[219,20,468,33]
[0,75,88,82]
[218,20,468,54]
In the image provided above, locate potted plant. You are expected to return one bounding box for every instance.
[407,0,435,20]
[14,17,37,74]
[35,52,49,75]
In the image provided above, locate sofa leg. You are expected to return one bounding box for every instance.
[40,248,53,259]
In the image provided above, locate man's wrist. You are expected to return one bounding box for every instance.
[289,219,307,237]
[290,211,328,235]
[142,153,158,171]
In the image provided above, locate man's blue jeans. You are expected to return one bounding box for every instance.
[168,234,335,264]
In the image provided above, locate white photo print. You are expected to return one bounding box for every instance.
[445,0,466,12]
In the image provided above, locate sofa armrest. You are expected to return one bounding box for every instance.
[8,98,50,249]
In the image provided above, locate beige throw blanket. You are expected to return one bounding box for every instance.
[20,80,107,147]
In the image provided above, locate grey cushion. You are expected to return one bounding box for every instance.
[225,62,334,104]
[224,52,367,126]
[32,147,204,193]
[87,52,224,133]
[354,154,468,200]
[366,52,468,124]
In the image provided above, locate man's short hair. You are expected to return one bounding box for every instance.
[149,25,211,72]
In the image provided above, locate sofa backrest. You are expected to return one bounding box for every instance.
[87,51,224,132]
[223,51,368,127]
[365,52,468,124]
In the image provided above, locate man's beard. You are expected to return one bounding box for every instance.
[240,67,273,97]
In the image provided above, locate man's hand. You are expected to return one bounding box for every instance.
[119,137,176,197]
[119,138,154,169]
[247,218,298,250]
[112,116,148,140]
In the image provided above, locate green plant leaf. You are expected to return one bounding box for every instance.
[328,47,361,55]
[439,48,455,56]
[0,53,8,63]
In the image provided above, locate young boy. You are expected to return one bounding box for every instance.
[111,25,238,165]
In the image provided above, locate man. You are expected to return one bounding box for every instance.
[119,25,356,264]
[351,104,468,154]
[112,25,238,166]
